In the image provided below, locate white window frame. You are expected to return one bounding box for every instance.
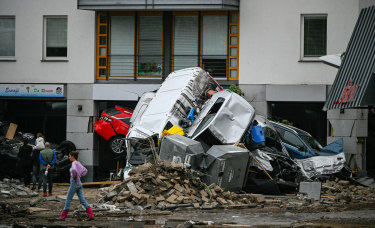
[43,15,68,61]
[0,16,16,61]
[300,14,327,61]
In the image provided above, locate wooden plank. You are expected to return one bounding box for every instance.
[56,181,121,187]
[5,123,17,140]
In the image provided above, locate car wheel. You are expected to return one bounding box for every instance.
[109,136,126,154]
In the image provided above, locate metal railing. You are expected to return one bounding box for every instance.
[106,54,229,79]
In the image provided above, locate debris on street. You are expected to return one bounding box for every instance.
[0,178,38,198]
[96,161,257,210]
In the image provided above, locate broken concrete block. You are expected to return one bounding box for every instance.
[166,194,178,204]
[200,189,208,198]
[127,182,138,194]
[156,195,165,202]
[216,197,227,205]
[299,182,322,201]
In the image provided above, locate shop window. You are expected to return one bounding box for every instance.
[173,14,198,71]
[138,14,163,78]
[301,15,327,60]
[202,15,227,78]
[0,16,15,58]
[44,16,67,59]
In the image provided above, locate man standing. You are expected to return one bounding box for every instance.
[17,138,33,187]
[31,133,45,191]
[39,142,56,196]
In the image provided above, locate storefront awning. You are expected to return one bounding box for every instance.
[78,0,239,11]
[323,6,375,110]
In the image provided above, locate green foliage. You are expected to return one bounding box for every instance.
[280,119,293,126]
[229,84,244,96]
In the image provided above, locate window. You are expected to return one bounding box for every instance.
[283,131,305,150]
[202,14,227,77]
[44,16,67,59]
[173,14,198,71]
[301,15,327,60]
[110,15,135,77]
[0,17,15,58]
[138,14,163,78]
[96,11,239,80]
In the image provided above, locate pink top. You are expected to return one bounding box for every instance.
[70,161,87,185]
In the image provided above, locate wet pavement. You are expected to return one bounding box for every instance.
[1,184,375,227]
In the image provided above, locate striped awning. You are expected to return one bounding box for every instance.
[323,6,375,110]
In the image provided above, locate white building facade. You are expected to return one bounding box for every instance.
[1,0,374,180]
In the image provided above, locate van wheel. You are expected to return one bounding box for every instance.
[109,136,126,154]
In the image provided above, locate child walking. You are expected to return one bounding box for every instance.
[60,151,94,220]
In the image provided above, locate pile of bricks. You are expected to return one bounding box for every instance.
[322,178,375,204]
[97,161,256,208]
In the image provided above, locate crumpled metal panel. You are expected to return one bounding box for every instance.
[189,90,255,144]
[295,152,346,179]
[249,149,274,172]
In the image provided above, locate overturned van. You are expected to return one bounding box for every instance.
[126,67,221,162]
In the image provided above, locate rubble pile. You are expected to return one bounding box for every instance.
[0,178,38,198]
[322,178,375,203]
[97,162,256,209]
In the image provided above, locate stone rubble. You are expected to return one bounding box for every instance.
[96,161,257,209]
[0,178,38,198]
[321,178,375,204]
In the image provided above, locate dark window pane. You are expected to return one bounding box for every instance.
[99,58,106,66]
[99,69,106,77]
[304,17,327,57]
[100,26,107,34]
[46,47,67,57]
[100,36,106,45]
[0,18,15,56]
[202,58,227,77]
[100,14,107,24]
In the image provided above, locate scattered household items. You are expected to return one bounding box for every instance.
[94,106,133,154]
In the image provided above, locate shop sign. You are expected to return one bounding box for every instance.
[0,84,64,98]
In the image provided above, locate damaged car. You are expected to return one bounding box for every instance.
[271,122,350,179]
[94,106,133,154]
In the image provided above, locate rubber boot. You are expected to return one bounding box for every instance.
[60,210,68,220]
[86,206,94,220]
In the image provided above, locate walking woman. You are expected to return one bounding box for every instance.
[60,151,94,220]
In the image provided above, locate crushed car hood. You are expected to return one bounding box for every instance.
[295,152,347,179]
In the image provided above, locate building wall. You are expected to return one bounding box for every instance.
[0,0,95,84]
[239,0,358,86]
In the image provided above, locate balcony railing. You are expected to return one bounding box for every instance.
[103,54,229,79]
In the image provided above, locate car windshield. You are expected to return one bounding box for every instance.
[300,134,323,152]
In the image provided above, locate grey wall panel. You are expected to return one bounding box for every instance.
[266,85,326,102]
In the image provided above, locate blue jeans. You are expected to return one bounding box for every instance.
[63,178,90,210]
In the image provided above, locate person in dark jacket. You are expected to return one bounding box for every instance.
[39,142,56,196]
[17,138,33,187]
